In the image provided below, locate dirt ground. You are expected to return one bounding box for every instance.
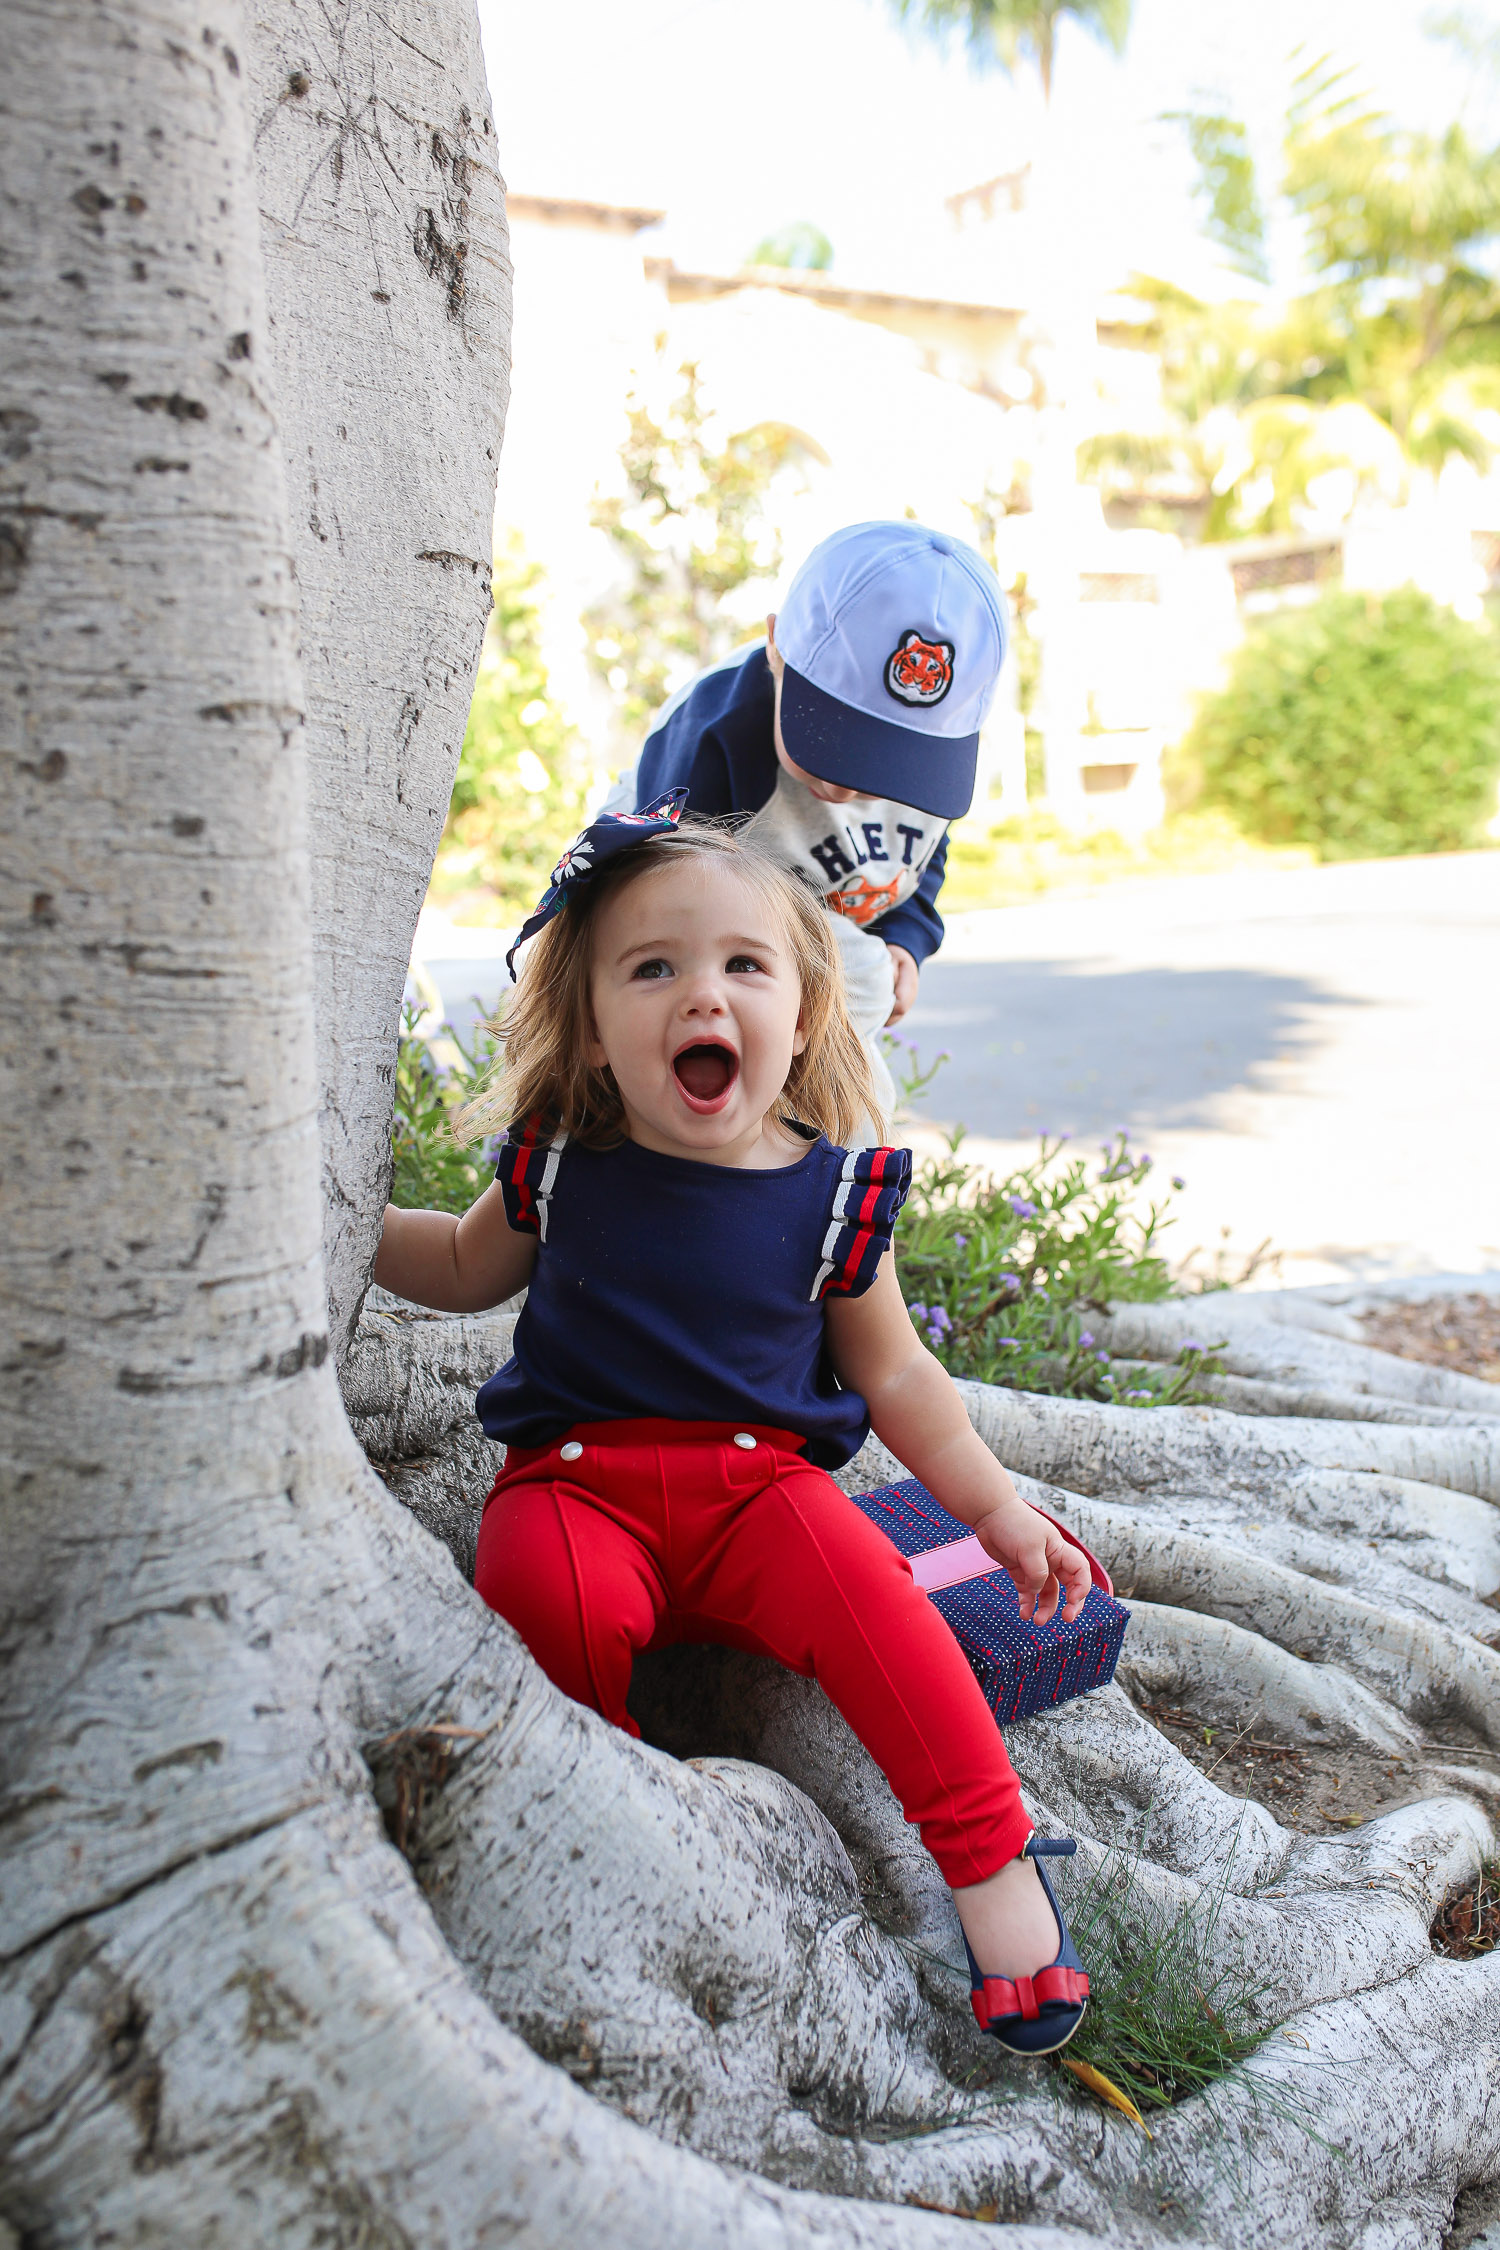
[1446,2174,1500,2250]
[1135,1700,1500,1835]
[1139,1292,1500,2243]
[1359,1294,1500,1383]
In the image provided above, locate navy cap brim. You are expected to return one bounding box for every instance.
[779,664,976,821]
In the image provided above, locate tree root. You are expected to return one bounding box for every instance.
[0,1801,1115,2250]
[1097,1282,1500,1424]
[955,1378,1500,1506]
[344,1293,518,1463]
[321,1297,1500,2244]
[1115,1601,1423,1756]
[1111,1358,1500,1429]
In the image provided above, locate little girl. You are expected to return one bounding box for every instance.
[375,802,1092,2054]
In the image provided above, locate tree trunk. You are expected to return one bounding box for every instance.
[245,0,510,1358]
[6,5,1500,2245]
[0,9,1084,2244]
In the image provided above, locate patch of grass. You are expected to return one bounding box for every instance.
[897,1836,1295,2155]
[1058,1850,1269,2115]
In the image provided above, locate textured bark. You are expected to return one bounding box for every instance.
[246,0,511,1357]
[0,11,1113,2245]
[7,7,1500,2246]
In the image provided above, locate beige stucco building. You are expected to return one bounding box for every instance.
[497,186,1234,835]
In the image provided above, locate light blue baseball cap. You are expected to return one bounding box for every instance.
[775,521,1009,820]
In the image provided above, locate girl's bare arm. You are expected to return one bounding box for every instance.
[825,1251,1090,1625]
[373,1181,538,1314]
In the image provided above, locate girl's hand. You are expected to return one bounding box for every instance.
[827,1249,1097,1627]
[972,1500,1092,1628]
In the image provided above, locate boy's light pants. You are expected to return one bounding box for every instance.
[830,912,899,1137]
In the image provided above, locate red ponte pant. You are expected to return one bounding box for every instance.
[473,1417,1030,1889]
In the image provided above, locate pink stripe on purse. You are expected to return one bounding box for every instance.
[910,1535,997,1593]
[907,1507,1115,1599]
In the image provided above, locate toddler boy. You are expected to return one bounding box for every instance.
[608,521,1009,1089]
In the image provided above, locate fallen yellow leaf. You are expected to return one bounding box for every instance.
[1063,2057,1155,2137]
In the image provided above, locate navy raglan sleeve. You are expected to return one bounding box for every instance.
[634,702,736,816]
[631,647,780,818]
[870,832,948,965]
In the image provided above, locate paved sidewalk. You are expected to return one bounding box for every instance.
[900,851,1500,1288]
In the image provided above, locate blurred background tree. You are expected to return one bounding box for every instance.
[889,0,1132,104]
[1279,61,1500,465]
[748,220,834,270]
[1085,59,1500,536]
[431,534,587,916]
[584,358,814,736]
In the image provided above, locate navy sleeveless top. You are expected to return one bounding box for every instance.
[474,1123,912,1469]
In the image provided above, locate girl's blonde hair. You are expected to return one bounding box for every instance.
[454,822,885,1150]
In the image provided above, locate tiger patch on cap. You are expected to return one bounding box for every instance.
[884,629,955,708]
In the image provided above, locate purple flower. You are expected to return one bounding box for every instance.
[927,1306,952,1336]
[1178,1339,1204,1354]
[1079,1330,1095,1349]
[1096,1351,1110,1364]
[1126,1389,1152,1400]
[953,1232,968,1249]
[1033,1286,1049,1300]
[1172,1175,1186,1191]
[1008,1196,1037,1219]
[997,1337,1019,1348]
[907,1301,928,1321]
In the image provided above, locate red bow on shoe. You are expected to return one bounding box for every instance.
[971,1963,1090,2029]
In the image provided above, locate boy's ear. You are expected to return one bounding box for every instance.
[584,1012,607,1068]
[791,1005,807,1058]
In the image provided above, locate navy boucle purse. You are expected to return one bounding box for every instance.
[850,1479,1129,1723]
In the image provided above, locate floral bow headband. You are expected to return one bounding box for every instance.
[505,788,688,979]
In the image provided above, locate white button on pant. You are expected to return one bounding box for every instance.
[560,1441,583,1461]
[733,1432,757,1450]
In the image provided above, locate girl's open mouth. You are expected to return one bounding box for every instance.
[672,1042,740,1112]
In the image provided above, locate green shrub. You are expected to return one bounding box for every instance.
[390,1003,501,1216]
[896,1121,1220,1408]
[1188,585,1500,860]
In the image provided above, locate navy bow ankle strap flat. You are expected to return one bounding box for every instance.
[965,1834,1090,2057]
